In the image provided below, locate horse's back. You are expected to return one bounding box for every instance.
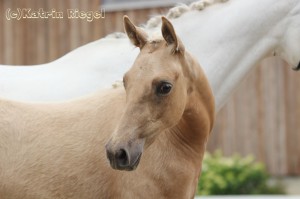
[0,88,125,199]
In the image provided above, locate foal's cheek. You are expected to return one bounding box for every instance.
[163,95,186,127]
[174,85,187,115]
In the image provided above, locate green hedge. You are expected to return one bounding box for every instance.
[197,151,285,195]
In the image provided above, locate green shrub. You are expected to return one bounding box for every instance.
[197,151,285,195]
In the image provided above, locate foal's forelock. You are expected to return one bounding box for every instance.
[145,39,164,53]
[137,37,177,56]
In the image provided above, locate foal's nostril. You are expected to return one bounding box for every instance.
[115,148,129,167]
[106,149,113,163]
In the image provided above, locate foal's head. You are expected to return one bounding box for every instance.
[106,16,191,171]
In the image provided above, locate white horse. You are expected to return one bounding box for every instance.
[0,0,300,111]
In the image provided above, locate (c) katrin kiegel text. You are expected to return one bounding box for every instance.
[6,8,105,22]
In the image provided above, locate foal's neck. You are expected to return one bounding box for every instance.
[169,52,215,163]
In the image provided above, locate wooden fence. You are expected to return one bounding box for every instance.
[0,0,169,65]
[209,57,300,176]
[0,0,299,176]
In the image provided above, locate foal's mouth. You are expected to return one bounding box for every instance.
[106,137,145,171]
[107,150,142,171]
[126,152,142,171]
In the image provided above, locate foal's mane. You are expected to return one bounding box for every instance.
[106,0,229,38]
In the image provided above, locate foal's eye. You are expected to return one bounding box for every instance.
[156,82,173,96]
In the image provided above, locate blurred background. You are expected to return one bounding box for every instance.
[0,0,300,196]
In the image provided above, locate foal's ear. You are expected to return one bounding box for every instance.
[123,16,148,49]
[161,16,184,53]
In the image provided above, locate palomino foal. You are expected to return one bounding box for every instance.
[105,16,215,197]
[0,17,214,199]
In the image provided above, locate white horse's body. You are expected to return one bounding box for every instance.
[1,0,300,111]
[0,39,137,101]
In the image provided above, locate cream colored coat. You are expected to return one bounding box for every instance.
[0,17,214,199]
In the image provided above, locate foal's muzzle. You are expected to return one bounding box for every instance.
[105,139,144,171]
